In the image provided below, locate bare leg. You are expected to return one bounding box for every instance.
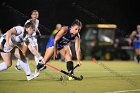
[34,47,54,77]
[135,49,140,63]
[59,46,72,61]
[14,47,31,76]
[34,45,39,64]
[15,43,27,70]
[44,47,54,64]
[0,52,12,71]
[37,47,54,69]
[59,46,74,74]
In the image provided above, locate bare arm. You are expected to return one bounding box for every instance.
[130,31,136,40]
[53,26,67,59]
[75,33,82,65]
[5,28,17,48]
[36,28,42,36]
[28,43,44,62]
[35,20,41,36]
[129,31,136,45]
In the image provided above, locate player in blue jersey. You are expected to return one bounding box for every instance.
[35,19,82,78]
[130,24,140,63]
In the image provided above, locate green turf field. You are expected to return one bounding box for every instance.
[0,60,140,93]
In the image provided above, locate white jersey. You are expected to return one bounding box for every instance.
[25,19,39,29]
[24,19,39,46]
[0,26,32,52]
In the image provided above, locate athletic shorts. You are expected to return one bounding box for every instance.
[133,41,140,49]
[0,37,15,52]
[46,36,65,50]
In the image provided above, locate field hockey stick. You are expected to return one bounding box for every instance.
[60,64,80,81]
[46,63,83,80]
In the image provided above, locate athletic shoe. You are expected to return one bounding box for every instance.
[37,63,45,70]
[15,65,21,71]
[34,68,40,77]
[134,56,139,64]
[40,66,47,71]
[34,65,47,77]
[26,73,36,81]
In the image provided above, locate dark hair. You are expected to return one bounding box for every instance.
[71,19,82,28]
[23,22,35,37]
[24,22,35,29]
[31,10,39,14]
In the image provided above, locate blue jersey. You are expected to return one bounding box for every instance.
[46,27,78,50]
[134,31,140,41]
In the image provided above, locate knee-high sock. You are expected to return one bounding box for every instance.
[19,59,31,76]
[34,56,39,65]
[16,59,20,66]
[136,55,140,62]
[66,61,74,74]
[0,62,8,72]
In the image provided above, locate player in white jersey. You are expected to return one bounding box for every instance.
[0,22,44,80]
[15,10,41,70]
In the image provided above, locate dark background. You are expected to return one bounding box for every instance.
[0,0,140,36]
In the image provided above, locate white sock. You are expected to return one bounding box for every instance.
[19,59,31,76]
[16,59,20,66]
[0,62,8,72]
[34,56,39,65]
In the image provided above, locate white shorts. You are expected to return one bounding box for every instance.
[0,37,15,52]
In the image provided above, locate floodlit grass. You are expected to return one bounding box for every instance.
[0,60,140,93]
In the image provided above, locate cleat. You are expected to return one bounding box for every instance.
[37,63,45,70]
[134,56,139,64]
[34,63,43,77]
[34,68,40,77]
[26,73,36,81]
[15,65,21,71]
[40,66,47,71]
